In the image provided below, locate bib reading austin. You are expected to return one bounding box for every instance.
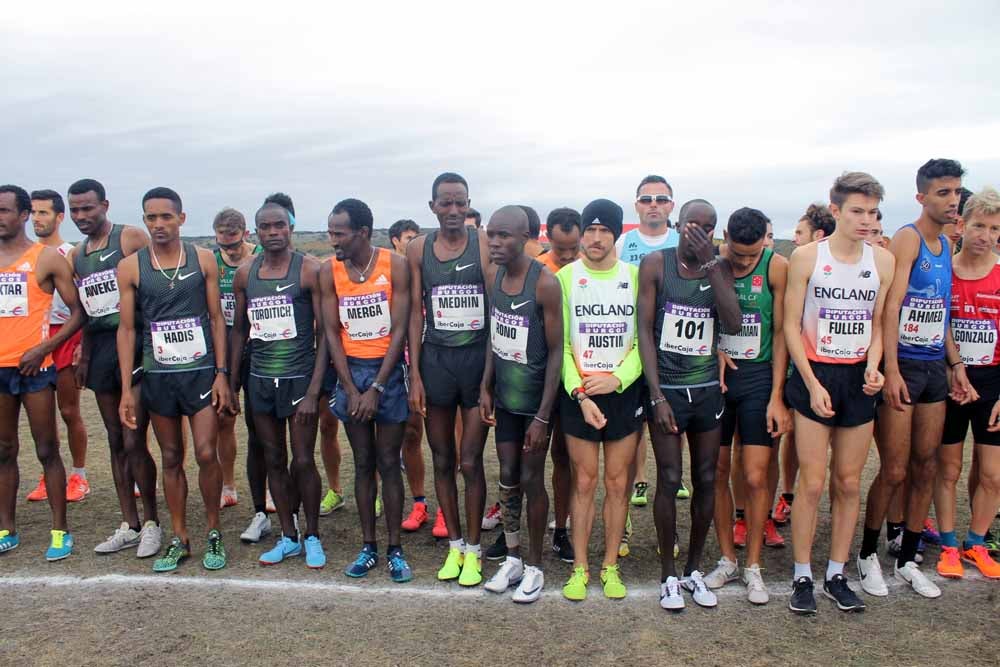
[577,302,634,348]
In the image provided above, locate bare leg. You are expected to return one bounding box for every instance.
[55,367,88,469]
[566,434,599,571]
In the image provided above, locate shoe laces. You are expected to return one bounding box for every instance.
[941,545,960,563]
[389,553,409,572]
[164,540,185,560]
[50,530,66,548]
[687,570,707,592]
[968,544,990,560]
[664,577,681,596]
[570,566,588,584]
[208,533,223,556]
[354,549,375,567]
[744,566,765,591]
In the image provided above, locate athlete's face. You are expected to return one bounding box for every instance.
[764,223,774,249]
[0,193,28,240]
[726,238,765,276]
[429,182,470,233]
[68,190,108,236]
[391,230,418,255]
[634,182,674,229]
[255,208,291,252]
[31,199,63,238]
[869,223,884,247]
[830,193,879,242]
[793,219,811,246]
[464,215,479,228]
[142,198,186,244]
[328,211,368,262]
[960,212,1000,258]
[549,224,581,268]
[486,216,527,266]
[582,224,615,263]
[214,228,248,250]
[917,177,962,226]
[677,210,716,263]
[942,220,963,246]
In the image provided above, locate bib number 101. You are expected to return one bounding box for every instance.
[675,319,705,340]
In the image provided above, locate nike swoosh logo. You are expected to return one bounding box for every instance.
[276,284,295,292]
[511,301,531,310]
[99,250,118,261]
[455,263,474,271]
[520,585,542,596]
[291,396,305,406]
[200,391,212,399]
[176,272,195,281]
[699,284,711,291]
[715,407,725,419]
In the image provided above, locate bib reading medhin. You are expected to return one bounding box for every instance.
[817,307,871,359]
[660,302,714,356]
[77,268,120,318]
[151,317,207,365]
[248,295,297,342]
[0,272,29,317]
[431,284,484,331]
[951,318,997,366]
[340,292,391,341]
[898,295,946,347]
[221,292,236,327]
[719,311,762,359]
[491,306,529,365]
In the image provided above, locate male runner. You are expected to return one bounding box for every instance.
[870,211,891,250]
[118,187,232,572]
[0,185,84,560]
[637,199,742,610]
[783,172,894,614]
[480,206,563,602]
[857,159,965,600]
[324,198,413,581]
[229,201,327,569]
[28,190,89,503]
[934,186,1000,580]
[520,206,544,258]
[465,209,482,229]
[67,178,162,557]
[705,207,790,605]
[407,172,491,586]
[559,199,643,601]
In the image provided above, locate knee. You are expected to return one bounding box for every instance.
[498,461,519,487]
[34,438,60,464]
[58,402,81,425]
[881,461,909,488]
[744,467,768,492]
[831,474,860,500]
[938,458,962,486]
[574,467,598,495]
[290,452,316,476]
[459,453,483,481]
[161,448,184,471]
[262,444,285,469]
[978,469,1000,494]
[194,443,217,468]
[375,450,398,477]
[521,457,545,491]
[715,457,731,486]
[797,474,826,502]
[604,474,628,499]
[657,464,682,493]
[319,413,338,438]
[354,452,376,477]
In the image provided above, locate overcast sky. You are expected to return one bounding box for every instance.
[5,1,999,241]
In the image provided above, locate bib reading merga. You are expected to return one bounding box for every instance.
[817,307,872,360]
[248,294,298,342]
[0,272,29,317]
[491,306,529,365]
[151,317,208,366]
[431,284,485,331]
[340,291,391,341]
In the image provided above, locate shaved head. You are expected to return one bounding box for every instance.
[488,205,529,234]
[678,199,717,226]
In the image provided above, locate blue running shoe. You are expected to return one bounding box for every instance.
[388,549,413,583]
[259,535,301,565]
[45,530,73,561]
[0,530,20,553]
[345,545,378,578]
[304,535,326,569]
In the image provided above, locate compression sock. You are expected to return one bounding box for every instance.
[859,527,881,559]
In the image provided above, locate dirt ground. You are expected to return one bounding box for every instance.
[2,392,998,667]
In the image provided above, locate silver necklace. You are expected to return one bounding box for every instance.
[348,247,377,281]
[151,245,184,289]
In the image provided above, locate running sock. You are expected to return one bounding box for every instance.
[553,527,568,539]
[130,524,141,533]
[825,560,845,581]
[72,467,87,479]
[897,529,922,567]
[448,538,465,552]
[304,532,318,540]
[735,509,745,520]
[964,530,986,549]
[413,496,426,505]
[254,505,266,514]
[387,544,402,556]
[793,562,812,581]
[782,493,794,503]
[466,543,482,558]
[859,527,881,559]
[363,541,377,552]
[886,521,904,543]
[939,530,958,548]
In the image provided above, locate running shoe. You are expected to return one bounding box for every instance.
[94,523,140,554]
[733,518,747,548]
[137,521,163,558]
[66,474,89,503]
[388,549,413,583]
[375,495,383,518]
[319,489,345,516]
[962,544,1000,579]
[856,552,888,596]
[219,486,239,509]
[894,561,941,598]
[764,519,785,548]
[432,508,449,539]
[921,518,941,545]
[743,564,769,605]
[485,556,524,593]
[26,475,47,501]
[563,566,589,601]
[600,564,627,599]
[630,482,649,507]
[619,512,633,558]
[437,547,464,580]
[823,574,866,612]
[676,482,690,499]
[485,532,508,561]
[260,535,301,566]
[401,501,428,531]
[482,502,502,530]
[773,496,792,525]
[0,530,19,553]
[153,538,190,572]
[133,483,140,498]
[512,565,544,603]
[304,535,326,569]
[936,545,964,579]
[703,556,739,589]
[240,512,272,544]
[660,576,684,610]
[345,544,378,577]
[45,530,73,561]
[203,530,227,570]
[984,530,1000,555]
[681,570,717,607]
[789,576,817,615]
[265,489,276,513]
[552,530,574,563]
[459,551,482,586]
[887,533,923,564]
[548,517,571,530]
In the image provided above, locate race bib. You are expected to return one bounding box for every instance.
[340,291,391,341]
[221,292,236,327]
[151,317,207,365]
[951,318,997,366]
[491,307,529,364]
[77,269,120,318]
[431,284,484,331]
[0,272,29,318]
[899,295,946,347]
[576,321,629,372]
[248,295,297,341]
[659,302,714,356]
[817,307,871,359]
[719,311,761,359]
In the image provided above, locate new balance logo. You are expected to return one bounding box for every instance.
[99,250,118,262]
[618,282,629,289]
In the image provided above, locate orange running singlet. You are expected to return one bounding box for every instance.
[0,244,53,368]
[331,248,393,359]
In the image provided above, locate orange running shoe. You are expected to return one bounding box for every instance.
[764,518,785,548]
[26,475,47,501]
[66,473,90,502]
[936,546,964,579]
[773,496,791,525]
[401,501,429,532]
[962,544,1000,579]
[431,507,449,538]
[733,518,747,548]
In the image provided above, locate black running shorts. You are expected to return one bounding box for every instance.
[660,384,725,435]
[141,368,214,417]
[784,361,877,428]
[559,380,643,443]
[720,361,773,446]
[419,342,485,410]
[942,365,1000,446]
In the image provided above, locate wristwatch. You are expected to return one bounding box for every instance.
[215,367,230,376]
[371,381,386,394]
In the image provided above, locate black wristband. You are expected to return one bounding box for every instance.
[215,367,230,376]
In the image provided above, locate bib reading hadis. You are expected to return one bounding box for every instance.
[151,317,208,365]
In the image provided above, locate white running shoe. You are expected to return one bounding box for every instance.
[659,576,685,610]
[681,570,718,608]
[94,523,140,553]
[894,561,941,598]
[136,521,163,558]
[485,556,524,593]
[742,564,769,605]
[512,565,544,603]
[857,552,889,596]
[703,556,739,589]
[547,517,571,531]
[482,503,502,530]
[240,512,273,543]
[887,533,923,564]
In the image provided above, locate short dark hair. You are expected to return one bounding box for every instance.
[830,172,884,207]
[30,189,65,215]
[142,187,183,213]
[636,174,673,197]
[0,185,31,215]
[389,218,420,241]
[213,207,246,233]
[916,159,965,194]
[959,187,974,216]
[801,203,836,236]
[264,192,295,216]
[727,207,769,245]
[331,198,373,233]
[465,208,482,228]
[519,205,541,239]
[876,209,883,222]
[546,207,581,237]
[68,178,106,202]
[431,172,468,200]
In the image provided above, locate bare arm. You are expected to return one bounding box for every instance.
[373,253,411,385]
[227,263,251,396]
[767,254,791,435]
[782,245,816,386]
[637,253,664,401]
[711,259,742,335]
[881,229,919,375]
[866,246,897,373]
[405,235,427,415]
[319,260,354,394]
[116,255,140,428]
[198,247,233,413]
[120,226,150,256]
